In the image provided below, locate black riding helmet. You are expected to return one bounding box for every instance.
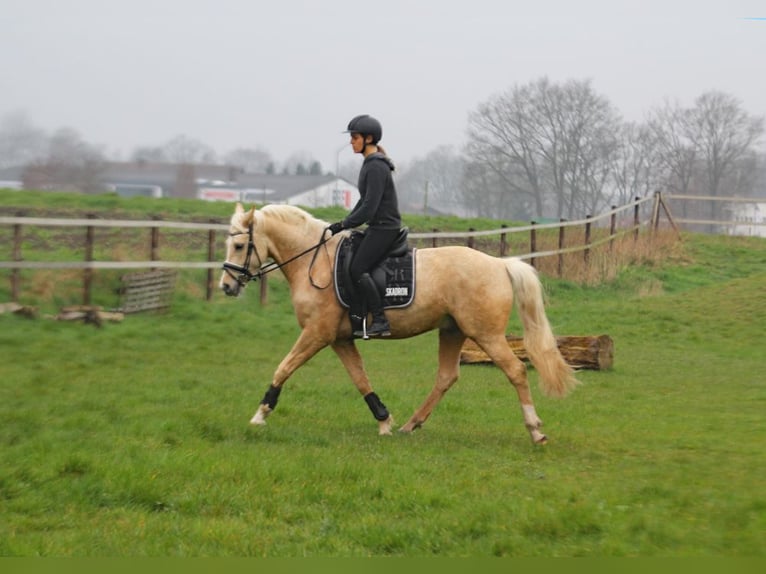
[344,114,382,144]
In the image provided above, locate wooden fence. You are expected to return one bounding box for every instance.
[0,193,682,308]
[663,194,766,236]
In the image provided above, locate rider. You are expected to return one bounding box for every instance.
[328,114,402,338]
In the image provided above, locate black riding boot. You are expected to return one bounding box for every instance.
[354,273,391,339]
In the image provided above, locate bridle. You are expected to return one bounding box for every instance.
[222,222,332,289]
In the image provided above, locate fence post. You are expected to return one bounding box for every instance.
[150,216,161,270]
[207,220,216,301]
[432,228,438,248]
[83,214,95,305]
[530,222,537,269]
[260,276,268,306]
[11,211,23,302]
[584,216,592,265]
[500,224,507,256]
[650,191,661,233]
[467,228,475,249]
[633,197,640,243]
[609,206,617,253]
[557,219,565,277]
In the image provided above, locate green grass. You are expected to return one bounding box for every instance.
[0,190,765,556]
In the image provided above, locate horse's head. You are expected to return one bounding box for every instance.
[220,203,266,297]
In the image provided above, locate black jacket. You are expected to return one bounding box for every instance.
[342,153,402,230]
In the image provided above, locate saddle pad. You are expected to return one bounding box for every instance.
[334,237,416,310]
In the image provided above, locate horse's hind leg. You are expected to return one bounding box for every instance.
[331,340,394,435]
[473,335,547,444]
[400,328,466,433]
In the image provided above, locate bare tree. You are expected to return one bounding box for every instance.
[223,147,273,173]
[575,132,618,217]
[647,99,699,198]
[747,151,766,198]
[163,135,217,164]
[466,77,622,220]
[688,91,764,201]
[130,145,167,163]
[725,151,762,198]
[308,161,323,175]
[0,110,46,168]
[22,127,106,193]
[396,145,466,215]
[336,157,361,185]
[283,151,320,176]
[466,81,545,217]
[460,156,535,220]
[539,78,622,218]
[649,93,764,225]
[610,121,658,206]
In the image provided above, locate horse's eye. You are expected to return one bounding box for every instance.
[234,243,245,251]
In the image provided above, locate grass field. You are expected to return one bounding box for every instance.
[1,192,765,557]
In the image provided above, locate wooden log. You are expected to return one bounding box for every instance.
[0,302,38,318]
[460,334,614,370]
[0,302,22,314]
[60,305,103,313]
[56,305,124,325]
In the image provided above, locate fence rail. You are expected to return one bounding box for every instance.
[664,194,766,233]
[5,191,755,307]
[0,195,653,269]
[0,216,230,231]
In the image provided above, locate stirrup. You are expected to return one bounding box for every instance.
[353,316,390,339]
[353,315,371,340]
[351,313,366,339]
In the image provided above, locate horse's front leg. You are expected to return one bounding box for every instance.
[331,339,394,435]
[251,329,328,426]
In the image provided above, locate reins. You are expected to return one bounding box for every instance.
[222,223,333,290]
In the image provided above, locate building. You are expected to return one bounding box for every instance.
[729,201,766,237]
[0,165,23,189]
[198,172,357,209]
[0,162,359,209]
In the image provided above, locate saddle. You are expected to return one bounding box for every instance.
[334,228,416,310]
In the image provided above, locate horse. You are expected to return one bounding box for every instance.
[220,202,579,444]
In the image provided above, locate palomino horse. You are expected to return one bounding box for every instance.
[220,203,579,443]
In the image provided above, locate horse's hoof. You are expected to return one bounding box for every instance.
[534,434,548,445]
[378,416,394,435]
[398,421,420,433]
[250,411,267,425]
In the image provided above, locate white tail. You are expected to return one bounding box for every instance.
[505,258,580,398]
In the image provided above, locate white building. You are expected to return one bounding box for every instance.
[198,174,358,209]
[729,202,766,238]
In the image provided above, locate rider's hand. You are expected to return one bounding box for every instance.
[328,221,345,235]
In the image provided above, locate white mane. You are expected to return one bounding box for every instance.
[259,204,328,235]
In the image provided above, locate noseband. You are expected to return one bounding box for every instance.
[222,222,262,287]
[222,222,333,289]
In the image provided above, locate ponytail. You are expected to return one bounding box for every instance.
[376,145,395,170]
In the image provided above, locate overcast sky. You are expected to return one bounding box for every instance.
[2,0,765,172]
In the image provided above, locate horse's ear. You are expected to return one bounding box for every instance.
[235,202,244,215]
[243,206,256,226]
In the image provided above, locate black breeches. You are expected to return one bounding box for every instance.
[348,227,400,285]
